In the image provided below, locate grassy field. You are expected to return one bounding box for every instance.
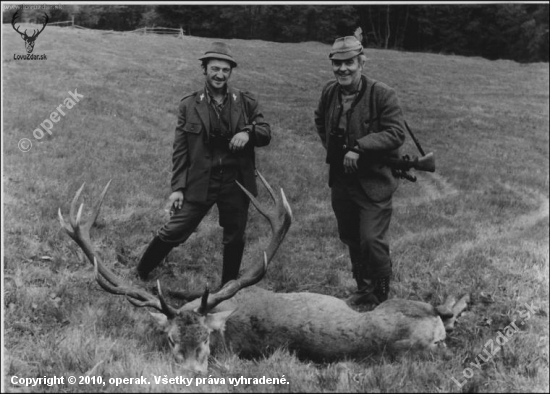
[2,25,549,393]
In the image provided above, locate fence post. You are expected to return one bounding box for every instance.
[144,26,147,35]
[71,15,74,29]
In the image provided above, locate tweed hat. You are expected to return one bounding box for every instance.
[329,36,363,60]
[199,42,237,68]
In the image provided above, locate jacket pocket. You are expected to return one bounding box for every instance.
[183,122,202,134]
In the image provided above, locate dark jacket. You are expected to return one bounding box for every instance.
[172,85,271,202]
[314,75,406,202]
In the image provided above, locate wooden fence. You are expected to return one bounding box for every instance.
[45,19,186,37]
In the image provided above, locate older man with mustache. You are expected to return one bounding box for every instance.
[314,36,407,308]
[136,42,271,287]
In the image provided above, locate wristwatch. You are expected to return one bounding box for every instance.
[244,121,256,135]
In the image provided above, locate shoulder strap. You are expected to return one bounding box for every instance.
[404,121,426,156]
[368,82,378,132]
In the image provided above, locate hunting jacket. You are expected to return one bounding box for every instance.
[314,74,406,202]
[172,85,271,202]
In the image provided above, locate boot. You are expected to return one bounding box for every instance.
[374,276,390,303]
[136,236,174,280]
[221,242,245,286]
[348,263,378,306]
[348,278,379,306]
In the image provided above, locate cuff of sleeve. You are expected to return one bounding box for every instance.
[242,121,257,135]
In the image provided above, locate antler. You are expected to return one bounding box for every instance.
[32,12,49,39]
[11,11,48,39]
[11,10,26,38]
[196,171,293,314]
[59,181,178,317]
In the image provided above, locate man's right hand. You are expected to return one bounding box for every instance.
[169,190,184,213]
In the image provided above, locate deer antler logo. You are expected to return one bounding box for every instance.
[11,10,49,54]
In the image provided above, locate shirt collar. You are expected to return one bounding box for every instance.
[204,83,229,105]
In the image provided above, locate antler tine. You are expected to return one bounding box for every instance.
[235,180,270,220]
[58,207,71,233]
[157,280,178,318]
[256,170,278,204]
[196,286,210,315]
[32,13,49,37]
[88,180,112,231]
[278,188,293,231]
[11,10,24,37]
[69,183,86,229]
[67,181,111,231]
[76,203,84,227]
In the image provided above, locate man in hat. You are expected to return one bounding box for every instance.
[136,42,271,287]
[314,35,406,307]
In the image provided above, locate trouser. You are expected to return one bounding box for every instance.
[140,168,249,283]
[331,178,393,286]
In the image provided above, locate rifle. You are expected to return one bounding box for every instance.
[368,120,435,183]
[377,152,435,182]
[350,148,436,182]
[378,152,435,173]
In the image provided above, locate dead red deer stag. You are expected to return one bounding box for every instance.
[59,172,469,373]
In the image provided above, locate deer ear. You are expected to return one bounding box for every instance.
[149,312,170,329]
[204,309,236,332]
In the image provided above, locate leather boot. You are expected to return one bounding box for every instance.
[136,236,174,280]
[348,263,378,306]
[374,276,390,303]
[221,242,245,286]
[348,278,379,306]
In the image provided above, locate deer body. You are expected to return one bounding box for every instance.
[182,286,446,361]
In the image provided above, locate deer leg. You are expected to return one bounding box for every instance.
[442,294,470,332]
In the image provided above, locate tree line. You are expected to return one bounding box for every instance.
[4,4,548,63]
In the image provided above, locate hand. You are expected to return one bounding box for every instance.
[229,131,249,152]
[343,151,360,173]
[168,190,184,214]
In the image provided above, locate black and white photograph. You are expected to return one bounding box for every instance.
[2,1,549,392]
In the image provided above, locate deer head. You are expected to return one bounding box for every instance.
[11,10,49,54]
[58,172,292,373]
